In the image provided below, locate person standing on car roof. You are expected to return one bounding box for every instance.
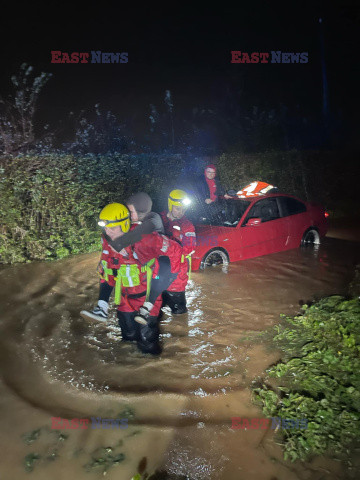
[160,189,196,314]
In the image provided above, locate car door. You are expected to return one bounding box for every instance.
[276,196,309,248]
[238,197,288,259]
[216,199,251,262]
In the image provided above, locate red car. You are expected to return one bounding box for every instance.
[191,193,328,271]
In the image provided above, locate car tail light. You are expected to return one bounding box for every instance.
[324,212,329,218]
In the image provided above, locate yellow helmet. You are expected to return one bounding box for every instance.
[98,203,130,232]
[168,189,191,212]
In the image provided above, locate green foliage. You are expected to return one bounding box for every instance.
[253,296,360,462]
[0,153,186,263]
[84,446,125,474]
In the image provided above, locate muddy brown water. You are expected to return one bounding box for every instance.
[0,231,359,480]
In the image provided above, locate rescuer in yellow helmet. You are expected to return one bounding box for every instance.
[97,202,131,230]
[159,189,196,315]
[99,192,191,327]
[80,201,165,355]
[80,203,131,321]
[82,192,165,328]
[167,189,192,219]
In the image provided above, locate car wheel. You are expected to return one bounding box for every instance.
[301,228,320,247]
[200,249,229,269]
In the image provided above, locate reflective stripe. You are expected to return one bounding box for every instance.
[114,264,140,304]
[237,182,275,198]
[125,264,134,287]
[244,181,258,193]
[118,264,140,287]
[180,254,193,280]
[160,236,169,253]
[102,257,156,305]
[114,275,121,305]
[261,185,274,194]
[100,260,114,282]
[186,254,192,280]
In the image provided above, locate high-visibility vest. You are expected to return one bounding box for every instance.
[181,253,193,280]
[99,258,155,305]
[237,181,275,198]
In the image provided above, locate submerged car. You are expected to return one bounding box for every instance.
[191,193,328,271]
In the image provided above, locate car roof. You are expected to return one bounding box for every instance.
[237,193,306,203]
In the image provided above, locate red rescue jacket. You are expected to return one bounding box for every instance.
[99,236,147,296]
[132,231,183,274]
[160,211,196,256]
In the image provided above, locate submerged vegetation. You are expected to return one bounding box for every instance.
[84,445,125,474]
[21,426,69,472]
[253,295,360,464]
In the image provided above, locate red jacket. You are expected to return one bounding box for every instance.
[132,231,183,274]
[160,212,196,256]
[100,236,147,294]
[99,234,163,316]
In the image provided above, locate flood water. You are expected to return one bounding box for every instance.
[0,231,359,480]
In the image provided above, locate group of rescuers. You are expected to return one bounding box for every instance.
[80,187,196,356]
[80,164,274,355]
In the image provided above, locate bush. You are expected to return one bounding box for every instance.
[0,153,186,263]
[253,296,360,462]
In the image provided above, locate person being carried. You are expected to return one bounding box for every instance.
[80,192,164,322]
[80,203,164,354]
[160,189,196,314]
[107,192,164,250]
[103,198,187,326]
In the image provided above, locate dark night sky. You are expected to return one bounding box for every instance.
[1,1,359,144]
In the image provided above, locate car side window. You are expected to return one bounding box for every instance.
[243,198,280,225]
[278,197,306,216]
